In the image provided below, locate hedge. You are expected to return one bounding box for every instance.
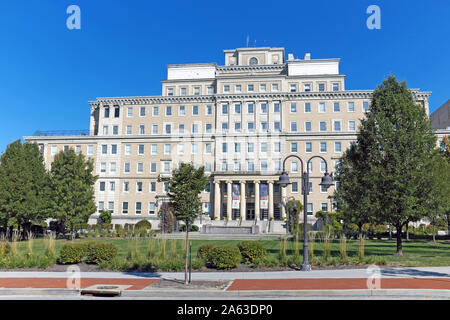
[59,243,86,264]
[237,241,267,263]
[0,242,11,256]
[59,242,117,265]
[197,243,217,263]
[210,246,242,270]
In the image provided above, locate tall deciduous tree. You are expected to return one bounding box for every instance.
[167,163,209,285]
[49,149,97,238]
[356,75,436,255]
[0,140,50,237]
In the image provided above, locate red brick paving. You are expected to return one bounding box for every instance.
[0,278,159,290]
[227,278,450,291]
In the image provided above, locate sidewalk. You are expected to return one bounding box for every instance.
[0,267,448,298]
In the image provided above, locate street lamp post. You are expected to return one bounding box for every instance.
[278,155,333,271]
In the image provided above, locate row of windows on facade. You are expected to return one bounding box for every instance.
[164,82,343,96]
[98,180,211,194]
[101,118,358,136]
[98,200,328,216]
[97,157,340,175]
[102,101,370,120]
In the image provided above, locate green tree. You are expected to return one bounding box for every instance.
[356,75,436,255]
[99,210,112,225]
[0,140,50,237]
[167,162,209,284]
[49,149,97,239]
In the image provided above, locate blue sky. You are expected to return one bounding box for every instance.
[0,0,449,152]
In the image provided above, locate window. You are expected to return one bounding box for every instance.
[348,120,356,132]
[99,181,106,191]
[234,161,241,171]
[135,202,142,215]
[260,122,268,132]
[113,125,119,135]
[194,87,200,96]
[274,142,281,153]
[320,160,326,173]
[318,83,325,92]
[321,202,329,211]
[320,121,327,132]
[274,160,281,171]
[137,162,143,173]
[348,101,355,112]
[126,125,132,135]
[247,142,254,153]
[260,142,268,153]
[333,102,340,112]
[150,162,157,173]
[261,103,268,114]
[290,84,297,92]
[222,104,228,115]
[75,145,81,155]
[221,122,228,132]
[335,142,342,153]
[206,105,212,115]
[139,125,145,135]
[304,84,311,92]
[192,105,199,115]
[100,162,106,173]
[261,161,268,171]
[332,83,339,91]
[308,181,313,193]
[102,126,109,135]
[124,162,130,173]
[114,106,120,118]
[271,83,279,91]
[192,123,198,133]
[222,143,227,153]
[308,162,313,173]
[260,84,266,92]
[178,124,185,134]
[140,106,146,117]
[305,102,311,113]
[307,203,313,215]
[305,121,312,132]
[151,144,157,155]
[333,120,342,132]
[221,161,228,171]
[291,161,298,173]
[110,162,116,173]
[207,86,214,95]
[166,106,172,116]
[163,182,169,193]
[234,104,241,114]
[149,202,156,215]
[248,122,255,132]
[290,103,297,113]
[234,122,241,132]
[137,182,143,192]
[87,145,94,155]
[223,85,230,93]
[205,143,212,154]
[247,84,254,92]
[98,201,104,213]
[127,107,133,117]
[177,144,184,155]
[167,87,174,96]
[274,102,280,113]
[363,101,370,113]
[247,103,254,114]
[305,142,312,153]
[274,122,281,132]
[320,142,327,153]
[191,144,198,154]
[292,182,298,193]
[290,122,298,132]
[122,202,128,215]
[153,106,159,116]
[249,57,258,65]
[104,107,110,118]
[110,181,115,191]
[122,181,129,192]
[125,144,131,155]
[164,144,171,155]
[205,123,212,133]
[165,124,172,134]
[291,142,298,153]
[319,102,326,113]
[248,161,255,171]
[108,201,114,213]
[179,105,186,116]
[180,88,187,96]
[235,85,242,93]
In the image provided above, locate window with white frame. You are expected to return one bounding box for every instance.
[192,105,199,115]
[151,144,157,155]
[247,142,254,153]
[320,142,327,153]
[137,162,143,173]
[305,102,311,113]
[290,103,297,113]
[248,122,255,132]
[127,107,133,117]
[320,121,327,132]
[178,123,185,134]
[305,142,312,153]
[274,102,280,113]
[152,124,158,134]
[305,121,312,132]
[123,181,129,192]
[291,182,298,193]
[177,144,184,155]
[179,105,186,116]
[150,162,157,173]
[348,120,356,132]
[122,202,128,215]
[140,106,146,117]
[124,162,130,173]
[126,125,132,135]
[135,202,142,215]
[260,84,266,92]
[153,106,159,116]
[247,103,254,114]
[136,182,143,192]
[138,144,144,155]
[333,102,340,112]
[348,101,355,112]
[271,83,279,91]
[335,142,342,153]
[304,84,311,92]
[290,122,298,132]
[333,120,342,132]
[191,143,198,154]
[124,144,131,155]
[222,104,228,115]
[291,142,298,153]
[319,102,326,113]
[291,161,298,173]
[307,203,313,215]
[290,84,297,92]
[274,121,281,132]
[87,145,93,155]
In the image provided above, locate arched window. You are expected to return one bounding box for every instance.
[249,57,258,65]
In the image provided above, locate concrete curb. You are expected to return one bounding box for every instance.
[120,289,450,298]
[0,288,80,296]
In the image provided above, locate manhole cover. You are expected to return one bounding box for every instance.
[81,284,131,296]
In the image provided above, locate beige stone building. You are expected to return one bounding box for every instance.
[25,46,435,232]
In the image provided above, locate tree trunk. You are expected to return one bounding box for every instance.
[358,223,362,240]
[395,225,403,256]
[184,221,189,285]
[406,223,409,241]
[432,223,436,243]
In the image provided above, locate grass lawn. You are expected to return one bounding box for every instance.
[7,237,450,268]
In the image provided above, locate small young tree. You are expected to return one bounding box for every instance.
[167,163,209,285]
[49,149,97,239]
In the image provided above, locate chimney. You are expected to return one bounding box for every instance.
[304,53,311,60]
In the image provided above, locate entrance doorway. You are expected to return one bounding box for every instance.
[246,203,255,220]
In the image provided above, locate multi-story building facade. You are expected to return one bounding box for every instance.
[25,47,434,231]
[431,99,450,130]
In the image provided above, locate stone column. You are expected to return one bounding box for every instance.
[240,180,246,221]
[281,184,287,219]
[226,180,232,220]
[268,180,274,220]
[254,181,260,221]
[214,181,221,219]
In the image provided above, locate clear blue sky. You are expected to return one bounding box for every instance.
[1,0,449,153]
